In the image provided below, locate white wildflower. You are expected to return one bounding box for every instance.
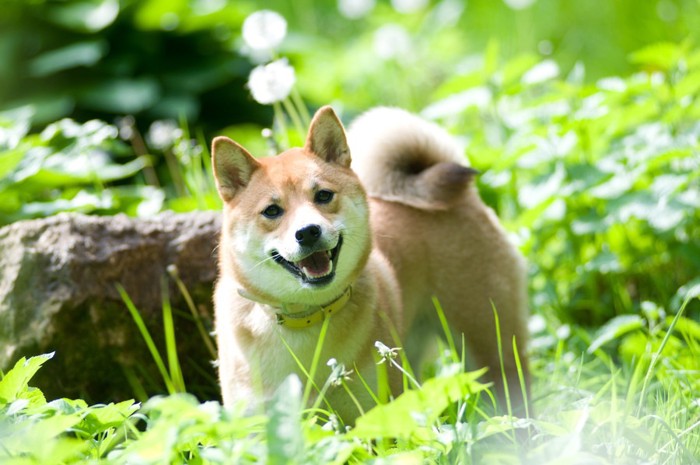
[146,120,182,150]
[528,314,547,334]
[375,341,401,364]
[115,116,135,140]
[242,10,287,51]
[248,58,296,105]
[327,358,352,386]
[556,324,571,340]
[338,0,375,18]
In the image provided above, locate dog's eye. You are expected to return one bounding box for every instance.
[262,204,283,219]
[314,189,334,204]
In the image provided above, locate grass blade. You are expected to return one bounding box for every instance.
[636,294,694,415]
[433,296,459,363]
[492,302,512,418]
[160,276,185,393]
[117,283,175,394]
[512,336,530,419]
[168,265,217,359]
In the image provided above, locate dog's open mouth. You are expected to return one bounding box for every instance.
[272,236,343,286]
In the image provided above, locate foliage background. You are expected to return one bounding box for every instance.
[2,0,700,127]
[1,0,700,463]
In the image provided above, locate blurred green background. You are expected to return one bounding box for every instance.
[0,0,698,329]
[1,0,699,131]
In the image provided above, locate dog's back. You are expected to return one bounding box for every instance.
[348,108,530,405]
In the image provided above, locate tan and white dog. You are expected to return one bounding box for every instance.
[211,106,529,423]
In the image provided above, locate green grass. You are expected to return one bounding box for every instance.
[1,293,698,463]
[1,31,700,464]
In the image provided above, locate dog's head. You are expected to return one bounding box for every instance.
[212,106,370,306]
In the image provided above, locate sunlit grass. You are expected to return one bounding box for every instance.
[1,288,698,463]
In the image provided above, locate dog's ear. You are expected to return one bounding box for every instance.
[305,106,351,168]
[211,136,260,202]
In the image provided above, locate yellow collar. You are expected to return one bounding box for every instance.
[275,287,352,329]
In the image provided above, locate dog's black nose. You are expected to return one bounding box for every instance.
[295,224,322,247]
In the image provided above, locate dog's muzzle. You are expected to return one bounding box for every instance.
[271,235,343,286]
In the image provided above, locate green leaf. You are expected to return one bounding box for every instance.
[0,420,87,463]
[267,375,304,465]
[670,315,700,342]
[522,60,560,86]
[28,41,108,77]
[564,163,608,193]
[26,155,148,187]
[351,370,488,440]
[0,106,32,150]
[518,163,566,209]
[17,190,114,218]
[676,70,700,99]
[671,277,700,311]
[501,53,541,87]
[0,146,49,190]
[628,42,682,71]
[0,148,25,179]
[79,399,140,435]
[588,315,645,353]
[0,353,54,406]
[483,39,501,78]
[570,213,611,236]
[432,71,485,100]
[47,0,119,32]
[79,78,160,113]
[132,0,190,30]
[422,86,492,119]
[583,250,621,274]
[589,172,635,199]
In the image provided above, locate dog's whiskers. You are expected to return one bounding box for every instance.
[251,255,276,271]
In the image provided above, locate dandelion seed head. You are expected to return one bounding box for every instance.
[242,10,287,51]
[248,59,296,105]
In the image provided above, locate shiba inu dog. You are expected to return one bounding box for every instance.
[212,106,529,423]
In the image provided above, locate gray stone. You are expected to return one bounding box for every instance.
[0,211,222,402]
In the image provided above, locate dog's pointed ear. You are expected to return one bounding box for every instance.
[305,106,351,168]
[212,136,260,202]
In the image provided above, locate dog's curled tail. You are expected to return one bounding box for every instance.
[347,107,476,210]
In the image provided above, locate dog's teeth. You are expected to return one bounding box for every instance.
[301,258,334,279]
[302,266,332,278]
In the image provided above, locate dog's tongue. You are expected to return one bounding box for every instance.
[297,251,331,278]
